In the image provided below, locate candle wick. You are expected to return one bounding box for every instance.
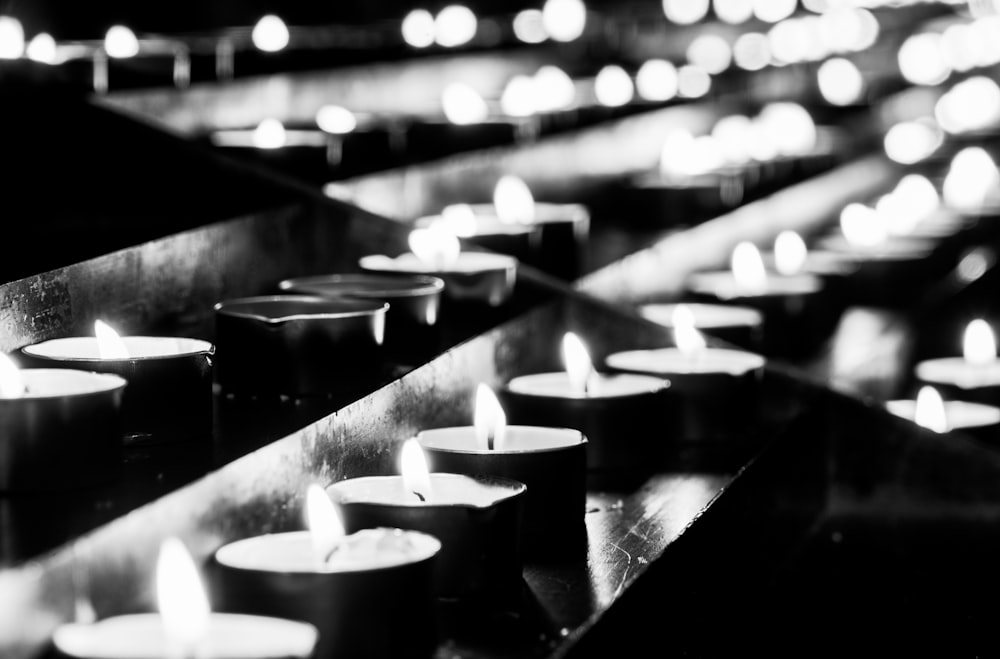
[321,543,343,566]
[412,490,426,502]
[487,430,495,451]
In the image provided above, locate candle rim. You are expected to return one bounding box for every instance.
[0,368,127,398]
[639,302,763,328]
[214,295,388,324]
[686,269,823,297]
[504,371,670,399]
[22,337,214,362]
[604,346,766,375]
[278,273,445,299]
[885,398,1000,429]
[464,201,590,224]
[416,425,587,454]
[359,252,518,275]
[327,472,526,508]
[416,214,538,237]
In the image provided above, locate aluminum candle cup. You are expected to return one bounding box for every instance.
[278,274,445,363]
[638,302,764,352]
[0,369,126,492]
[359,252,517,308]
[604,347,766,443]
[52,613,318,659]
[326,474,526,601]
[497,373,673,488]
[212,528,442,659]
[213,295,388,397]
[20,337,213,446]
[417,426,587,559]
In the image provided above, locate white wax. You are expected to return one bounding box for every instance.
[417,425,585,453]
[605,347,765,376]
[916,357,1000,390]
[685,271,822,300]
[416,214,535,238]
[0,369,126,399]
[815,234,936,261]
[761,249,860,277]
[639,303,762,329]
[359,252,517,274]
[505,372,668,399]
[328,473,524,507]
[465,202,590,226]
[215,529,441,573]
[210,129,329,148]
[24,337,213,361]
[885,399,1000,430]
[53,612,317,659]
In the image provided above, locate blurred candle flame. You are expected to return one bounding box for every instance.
[440,204,478,237]
[306,483,345,566]
[156,537,211,659]
[409,225,461,269]
[594,64,634,107]
[943,147,1000,212]
[252,118,287,149]
[434,4,477,48]
[964,319,996,365]
[774,230,807,276]
[94,320,129,359]
[442,83,489,125]
[474,383,507,451]
[731,241,768,295]
[493,176,535,224]
[401,9,435,48]
[839,202,887,248]
[562,332,596,395]
[0,16,24,59]
[0,353,25,398]
[533,65,577,112]
[400,438,432,502]
[542,0,587,42]
[315,105,357,134]
[671,305,706,355]
[26,32,56,64]
[252,14,289,52]
[104,25,139,59]
[914,386,949,433]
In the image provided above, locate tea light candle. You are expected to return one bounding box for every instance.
[416,203,541,268]
[604,305,766,445]
[915,319,1000,407]
[327,439,527,601]
[213,485,441,659]
[886,385,1000,443]
[21,320,214,446]
[213,295,388,397]
[359,224,517,307]
[416,384,587,559]
[497,332,673,487]
[637,301,764,352]
[0,354,127,492]
[53,537,318,659]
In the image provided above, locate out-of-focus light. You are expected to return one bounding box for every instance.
[819,8,879,54]
[594,64,634,107]
[943,147,1000,212]
[711,114,753,166]
[662,0,710,25]
[542,0,587,42]
[818,57,864,106]
[677,65,711,98]
[251,15,289,53]
[713,0,754,25]
[635,59,678,102]
[971,16,1000,67]
[315,105,357,134]
[435,5,477,48]
[252,118,287,149]
[686,34,732,74]
[940,22,982,73]
[882,119,943,164]
[0,16,25,59]
[533,65,577,111]
[26,32,56,64]
[935,75,1000,135]
[104,24,139,59]
[898,33,951,86]
[733,32,771,71]
[840,202,888,248]
[402,9,436,48]
[659,129,695,179]
[753,0,797,24]
[758,102,816,156]
[512,9,547,44]
[441,82,489,124]
[768,19,812,64]
[501,75,537,116]
[889,174,940,231]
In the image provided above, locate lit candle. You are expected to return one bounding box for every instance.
[915,319,1000,407]
[212,485,442,659]
[417,200,541,267]
[637,301,764,352]
[497,332,672,487]
[327,439,527,600]
[358,224,518,307]
[886,384,1000,443]
[0,353,126,492]
[416,383,587,559]
[604,305,765,447]
[212,295,388,397]
[21,321,214,446]
[52,537,319,659]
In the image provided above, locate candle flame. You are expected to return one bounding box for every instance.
[400,438,432,502]
[493,175,535,225]
[943,147,1000,212]
[963,319,996,365]
[839,202,887,248]
[914,386,949,433]
[442,83,489,125]
[473,383,507,451]
[94,320,130,359]
[252,118,287,149]
[104,25,138,59]
[306,484,345,566]
[252,14,290,52]
[0,353,25,398]
[773,230,807,276]
[440,204,478,237]
[408,225,461,269]
[671,304,706,355]
[315,105,357,135]
[156,537,211,659]
[731,241,768,295]
[562,332,596,395]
